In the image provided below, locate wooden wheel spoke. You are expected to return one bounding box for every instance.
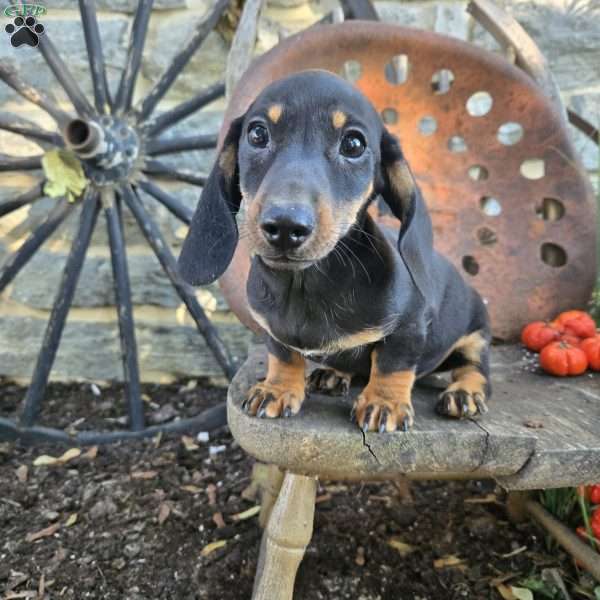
[145,133,218,155]
[0,199,72,294]
[138,179,193,225]
[114,0,154,114]
[142,158,206,186]
[0,63,71,127]
[0,182,45,218]
[20,189,100,426]
[143,82,225,137]
[0,153,43,171]
[37,34,95,118]
[79,0,112,113]
[121,184,235,380]
[0,113,62,147]
[138,0,230,120]
[103,190,144,431]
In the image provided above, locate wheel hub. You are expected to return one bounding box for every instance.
[64,115,140,185]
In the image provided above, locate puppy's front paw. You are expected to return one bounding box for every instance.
[307,368,352,396]
[436,385,488,419]
[242,382,305,419]
[351,389,414,433]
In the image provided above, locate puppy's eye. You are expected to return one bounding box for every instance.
[248,123,269,148]
[340,131,367,158]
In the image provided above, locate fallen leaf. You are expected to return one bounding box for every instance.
[524,419,544,429]
[4,591,38,599]
[38,573,45,598]
[15,465,28,483]
[82,446,98,460]
[231,506,260,521]
[33,448,81,467]
[182,435,199,451]
[206,483,217,505]
[388,537,416,557]
[181,485,203,494]
[200,540,227,557]
[33,455,59,467]
[464,493,498,504]
[355,546,365,566]
[212,512,226,529]
[315,493,332,504]
[158,502,171,525]
[510,587,534,600]
[26,522,60,543]
[65,513,78,527]
[500,545,527,558]
[131,470,158,480]
[433,555,465,569]
[496,584,517,600]
[58,448,81,463]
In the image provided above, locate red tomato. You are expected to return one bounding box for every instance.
[521,321,562,352]
[591,485,600,505]
[539,341,589,377]
[580,335,600,371]
[592,509,600,540]
[553,310,596,339]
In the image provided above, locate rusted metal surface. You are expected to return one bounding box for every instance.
[219,21,597,340]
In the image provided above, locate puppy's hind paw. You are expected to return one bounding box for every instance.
[436,388,488,419]
[307,368,352,396]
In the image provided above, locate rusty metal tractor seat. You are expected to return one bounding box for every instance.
[219,20,599,600]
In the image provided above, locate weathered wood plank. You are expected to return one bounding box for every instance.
[228,344,600,489]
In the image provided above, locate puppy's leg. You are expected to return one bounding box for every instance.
[437,330,491,419]
[352,347,416,433]
[243,338,306,418]
[307,367,352,396]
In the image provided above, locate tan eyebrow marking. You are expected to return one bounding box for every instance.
[267,104,283,123]
[332,110,347,129]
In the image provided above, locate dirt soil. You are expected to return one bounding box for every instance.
[0,378,596,600]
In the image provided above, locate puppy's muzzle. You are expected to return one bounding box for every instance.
[259,203,315,252]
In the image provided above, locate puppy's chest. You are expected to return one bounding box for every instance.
[248,285,392,356]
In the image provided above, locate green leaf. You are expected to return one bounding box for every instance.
[510,587,534,600]
[42,149,88,203]
[594,586,600,600]
[519,577,557,599]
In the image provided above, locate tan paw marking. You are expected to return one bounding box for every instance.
[307,368,352,396]
[437,370,488,419]
[242,382,304,418]
[352,388,414,432]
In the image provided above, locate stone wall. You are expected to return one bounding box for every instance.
[0,0,597,384]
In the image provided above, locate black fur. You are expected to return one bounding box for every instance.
[178,70,491,420]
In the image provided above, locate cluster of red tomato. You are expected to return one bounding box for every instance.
[520,310,600,376]
[577,484,600,545]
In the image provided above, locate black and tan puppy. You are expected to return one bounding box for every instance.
[178,70,491,432]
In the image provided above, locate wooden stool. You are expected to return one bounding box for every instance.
[228,346,600,599]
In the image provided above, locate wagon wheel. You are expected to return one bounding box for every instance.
[0,0,376,445]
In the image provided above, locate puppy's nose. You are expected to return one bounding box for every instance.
[259,204,315,251]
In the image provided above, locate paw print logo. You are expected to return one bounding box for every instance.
[5,16,45,48]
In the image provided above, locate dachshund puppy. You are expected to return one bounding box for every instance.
[178,70,491,432]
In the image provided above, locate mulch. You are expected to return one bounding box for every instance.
[0,378,597,599]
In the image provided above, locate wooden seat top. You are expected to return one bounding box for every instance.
[228,345,600,490]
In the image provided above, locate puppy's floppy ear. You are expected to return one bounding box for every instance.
[378,128,434,306]
[178,115,244,286]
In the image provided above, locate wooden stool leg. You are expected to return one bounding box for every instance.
[259,464,285,528]
[253,472,317,600]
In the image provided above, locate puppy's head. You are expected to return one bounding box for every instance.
[179,70,433,301]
